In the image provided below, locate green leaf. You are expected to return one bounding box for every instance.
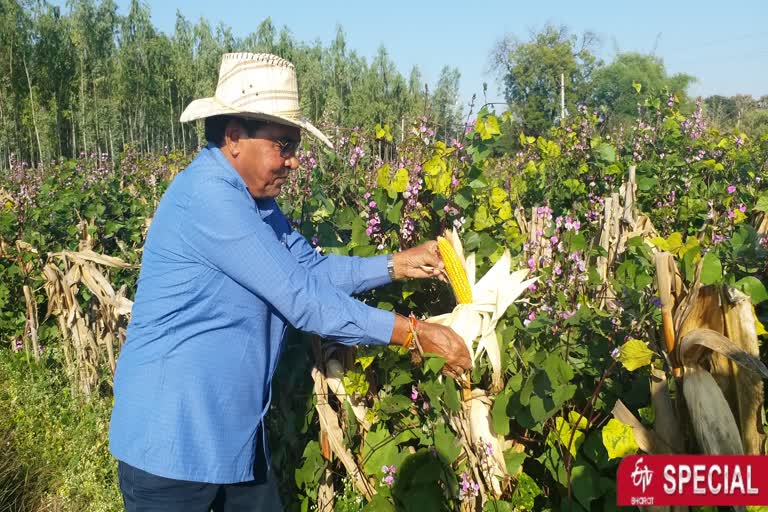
[492,390,512,436]
[362,427,403,476]
[498,202,512,220]
[473,205,492,231]
[754,193,768,213]
[392,168,409,193]
[294,441,324,489]
[571,464,600,508]
[379,395,412,415]
[483,501,513,512]
[443,379,461,412]
[511,472,541,509]
[491,187,508,208]
[618,339,655,371]
[638,406,655,425]
[385,200,403,224]
[552,384,576,406]
[389,368,412,388]
[701,251,723,285]
[632,81,642,93]
[555,416,585,457]
[735,276,768,305]
[377,164,392,189]
[650,232,683,253]
[503,450,527,475]
[423,354,445,374]
[423,156,444,176]
[420,379,444,413]
[542,353,574,386]
[637,176,658,191]
[357,355,375,370]
[601,418,639,459]
[477,115,501,140]
[454,187,473,209]
[433,422,461,463]
[362,494,395,511]
[595,143,616,163]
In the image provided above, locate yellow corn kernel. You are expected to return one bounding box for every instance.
[437,236,473,304]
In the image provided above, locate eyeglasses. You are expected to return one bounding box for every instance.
[273,138,301,158]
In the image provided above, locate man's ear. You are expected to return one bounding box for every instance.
[223,120,243,157]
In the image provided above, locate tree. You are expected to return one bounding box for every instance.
[703,95,738,131]
[591,53,694,127]
[431,66,462,141]
[491,25,600,136]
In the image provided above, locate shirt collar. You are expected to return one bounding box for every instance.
[204,143,277,219]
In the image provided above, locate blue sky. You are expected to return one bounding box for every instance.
[54,0,768,113]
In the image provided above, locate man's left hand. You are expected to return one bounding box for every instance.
[392,241,446,281]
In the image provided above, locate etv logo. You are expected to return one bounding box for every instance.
[631,457,654,493]
[618,455,768,507]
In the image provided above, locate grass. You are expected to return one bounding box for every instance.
[0,347,122,512]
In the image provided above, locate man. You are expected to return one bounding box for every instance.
[109,52,471,511]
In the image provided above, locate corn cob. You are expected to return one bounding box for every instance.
[437,236,473,304]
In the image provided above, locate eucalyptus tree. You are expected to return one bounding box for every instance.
[431,66,462,141]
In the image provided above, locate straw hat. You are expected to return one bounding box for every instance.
[180,53,332,148]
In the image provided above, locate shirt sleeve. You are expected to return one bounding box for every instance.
[179,178,394,346]
[272,207,392,295]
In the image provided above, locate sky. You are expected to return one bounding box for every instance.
[53,0,768,113]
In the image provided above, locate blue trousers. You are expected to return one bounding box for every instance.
[117,461,283,512]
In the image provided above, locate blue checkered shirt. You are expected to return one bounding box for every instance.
[109,144,394,483]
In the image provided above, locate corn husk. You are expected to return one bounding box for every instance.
[427,229,536,390]
[467,389,510,497]
[722,287,766,455]
[682,365,744,456]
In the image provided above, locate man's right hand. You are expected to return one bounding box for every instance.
[412,320,472,376]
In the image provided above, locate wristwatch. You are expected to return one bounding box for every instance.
[387,254,396,280]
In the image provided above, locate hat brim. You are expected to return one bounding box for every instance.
[179,97,333,149]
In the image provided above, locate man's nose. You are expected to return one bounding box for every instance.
[285,155,299,170]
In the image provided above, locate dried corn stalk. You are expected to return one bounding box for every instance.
[640,254,767,459]
[42,250,135,397]
[311,365,375,501]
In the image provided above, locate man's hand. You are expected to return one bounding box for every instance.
[413,321,472,377]
[392,241,446,281]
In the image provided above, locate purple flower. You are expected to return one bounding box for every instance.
[458,472,480,500]
[369,201,377,209]
[411,385,419,401]
[727,185,736,194]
